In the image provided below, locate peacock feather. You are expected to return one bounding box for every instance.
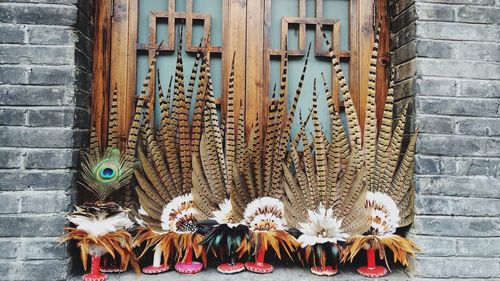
[78,43,161,204]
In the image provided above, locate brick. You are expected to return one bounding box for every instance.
[409,235,456,257]
[29,66,75,85]
[0,46,74,65]
[391,22,416,50]
[416,2,455,21]
[0,149,22,168]
[390,0,415,16]
[456,5,500,24]
[416,195,500,216]
[0,170,77,191]
[21,190,71,213]
[0,24,26,44]
[0,238,20,259]
[417,22,499,41]
[417,134,500,157]
[0,3,77,26]
[416,40,455,59]
[416,175,500,198]
[20,237,68,260]
[0,85,72,106]
[417,97,499,117]
[0,191,21,214]
[458,80,500,98]
[0,214,65,237]
[413,215,500,237]
[392,41,416,65]
[453,157,499,176]
[0,66,28,85]
[392,4,417,33]
[393,77,415,100]
[0,127,84,148]
[456,238,500,257]
[24,149,78,169]
[416,77,457,97]
[415,155,441,174]
[28,25,76,45]
[414,257,500,278]
[416,115,455,134]
[0,259,70,281]
[0,108,25,126]
[456,118,500,137]
[418,58,500,80]
[27,108,77,127]
[395,59,416,82]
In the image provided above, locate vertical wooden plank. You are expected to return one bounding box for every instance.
[348,0,359,119]
[375,0,390,127]
[91,0,112,146]
[246,0,265,134]
[262,0,272,132]
[349,0,374,132]
[110,0,132,150]
[223,0,247,133]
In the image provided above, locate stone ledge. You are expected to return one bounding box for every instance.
[71,268,412,281]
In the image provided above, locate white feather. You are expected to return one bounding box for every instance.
[243,197,287,231]
[297,203,348,247]
[365,191,400,235]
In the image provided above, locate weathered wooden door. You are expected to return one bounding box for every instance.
[92,0,387,147]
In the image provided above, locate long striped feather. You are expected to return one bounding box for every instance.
[272,43,312,193]
[173,29,192,194]
[364,30,380,189]
[108,85,119,148]
[225,53,236,192]
[321,28,361,152]
[311,79,328,205]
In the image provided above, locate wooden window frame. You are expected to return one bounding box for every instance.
[91,0,390,148]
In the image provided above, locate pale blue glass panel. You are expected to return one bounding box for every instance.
[137,0,223,127]
[324,0,350,51]
[270,0,349,144]
[270,0,299,50]
[193,0,223,47]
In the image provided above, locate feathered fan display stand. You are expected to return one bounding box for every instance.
[132,31,207,275]
[194,44,312,274]
[315,28,419,277]
[192,54,250,274]
[283,76,371,276]
[234,45,314,274]
[59,46,153,280]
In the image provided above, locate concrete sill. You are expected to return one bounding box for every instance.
[72,267,413,281]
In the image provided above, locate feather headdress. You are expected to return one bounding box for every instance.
[133,30,207,273]
[191,53,251,272]
[60,202,139,273]
[314,26,419,271]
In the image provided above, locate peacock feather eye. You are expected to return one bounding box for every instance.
[94,159,120,182]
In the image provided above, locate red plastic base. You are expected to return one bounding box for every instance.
[245,261,273,274]
[82,272,107,281]
[310,265,338,276]
[217,262,245,274]
[175,261,203,274]
[142,264,169,274]
[357,265,388,278]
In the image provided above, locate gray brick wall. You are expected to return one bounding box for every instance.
[390,0,500,279]
[0,0,93,280]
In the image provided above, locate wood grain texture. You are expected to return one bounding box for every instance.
[91,0,112,147]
